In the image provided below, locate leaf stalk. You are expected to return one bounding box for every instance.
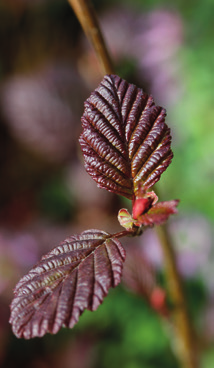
[110,228,140,239]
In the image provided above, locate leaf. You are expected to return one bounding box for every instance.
[136,200,179,227]
[79,74,173,200]
[9,229,125,339]
[118,197,179,230]
[118,208,135,230]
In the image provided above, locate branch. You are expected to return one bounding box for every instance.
[67,0,114,75]
[156,225,198,368]
[67,1,198,367]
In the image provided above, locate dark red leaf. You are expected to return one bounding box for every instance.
[136,200,179,226]
[9,229,125,339]
[79,75,173,200]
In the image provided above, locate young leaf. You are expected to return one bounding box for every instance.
[118,208,136,230]
[9,230,125,339]
[118,198,179,230]
[132,191,158,219]
[79,74,173,200]
[135,200,179,227]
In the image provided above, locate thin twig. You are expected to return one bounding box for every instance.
[68,0,114,75]
[156,225,198,368]
[67,1,198,367]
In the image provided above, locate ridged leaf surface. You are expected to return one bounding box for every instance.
[80,74,173,199]
[10,230,125,339]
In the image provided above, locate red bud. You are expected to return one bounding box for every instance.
[150,287,166,312]
[132,197,153,219]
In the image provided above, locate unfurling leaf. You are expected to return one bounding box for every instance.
[135,199,179,226]
[132,191,158,219]
[10,230,125,339]
[79,74,173,200]
[118,196,179,230]
[118,208,136,230]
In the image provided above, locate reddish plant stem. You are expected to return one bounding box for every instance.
[109,229,138,239]
[67,1,198,367]
[109,230,133,239]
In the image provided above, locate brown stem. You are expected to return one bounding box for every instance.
[67,0,114,75]
[67,1,198,367]
[156,225,198,368]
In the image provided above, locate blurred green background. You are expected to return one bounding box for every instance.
[0,0,213,367]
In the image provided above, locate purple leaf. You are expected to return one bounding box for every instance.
[79,74,173,200]
[9,230,125,339]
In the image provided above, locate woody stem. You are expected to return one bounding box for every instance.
[67,0,114,75]
[156,224,198,368]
